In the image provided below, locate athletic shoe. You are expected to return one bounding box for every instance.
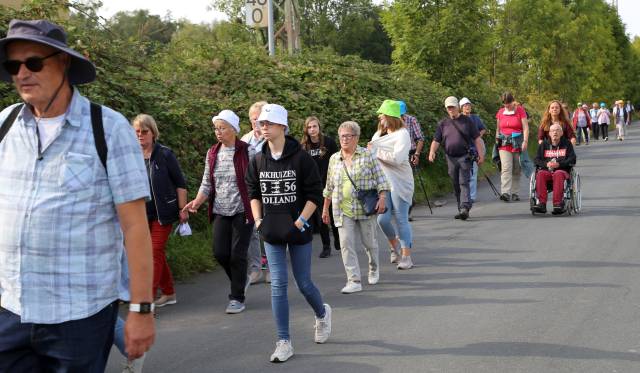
[314,304,332,344]
[511,194,520,201]
[270,340,293,363]
[459,208,469,220]
[122,354,146,373]
[225,300,246,314]
[500,193,510,202]
[397,255,414,270]
[319,247,331,258]
[368,269,379,285]
[390,250,399,264]
[533,204,547,214]
[341,281,362,294]
[604,137,609,141]
[249,270,263,284]
[552,204,565,215]
[454,212,462,219]
[154,294,177,308]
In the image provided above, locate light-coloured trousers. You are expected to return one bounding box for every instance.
[338,215,379,283]
[499,150,521,195]
[616,122,627,138]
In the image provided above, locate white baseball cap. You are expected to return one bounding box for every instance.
[459,97,472,107]
[257,104,288,127]
[212,109,240,133]
[444,96,459,108]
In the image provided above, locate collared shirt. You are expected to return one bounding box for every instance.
[323,146,389,227]
[403,114,424,151]
[0,89,149,324]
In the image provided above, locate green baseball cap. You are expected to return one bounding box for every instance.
[376,99,402,118]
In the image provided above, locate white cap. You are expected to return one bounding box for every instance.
[212,110,240,133]
[459,97,472,107]
[257,104,288,127]
[444,96,459,108]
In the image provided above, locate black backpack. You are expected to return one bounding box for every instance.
[0,102,108,171]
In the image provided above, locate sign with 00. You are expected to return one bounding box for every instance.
[245,0,269,28]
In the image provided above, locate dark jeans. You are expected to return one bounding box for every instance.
[446,154,473,210]
[600,124,609,139]
[0,301,118,373]
[314,207,339,250]
[576,126,589,144]
[592,122,600,139]
[212,213,253,302]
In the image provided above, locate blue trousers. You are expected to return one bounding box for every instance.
[265,241,325,341]
[0,301,117,373]
[377,190,413,249]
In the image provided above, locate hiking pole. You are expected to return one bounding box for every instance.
[413,164,433,214]
[478,165,500,197]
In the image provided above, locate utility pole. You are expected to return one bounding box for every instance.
[246,0,300,56]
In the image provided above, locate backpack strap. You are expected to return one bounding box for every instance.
[90,102,108,172]
[0,104,24,145]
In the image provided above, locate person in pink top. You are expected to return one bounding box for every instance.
[495,92,529,202]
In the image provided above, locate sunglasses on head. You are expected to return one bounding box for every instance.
[2,51,61,75]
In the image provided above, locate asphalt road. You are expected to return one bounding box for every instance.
[107,124,640,373]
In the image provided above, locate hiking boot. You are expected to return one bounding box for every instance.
[249,270,263,284]
[368,269,379,285]
[534,204,547,214]
[500,193,510,202]
[341,281,362,294]
[319,247,331,258]
[225,300,246,314]
[459,208,469,221]
[314,304,332,344]
[154,294,177,308]
[270,340,293,363]
[511,194,520,201]
[397,255,414,270]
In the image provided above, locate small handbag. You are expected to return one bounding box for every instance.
[342,162,383,216]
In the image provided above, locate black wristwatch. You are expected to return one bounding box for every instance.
[129,302,155,314]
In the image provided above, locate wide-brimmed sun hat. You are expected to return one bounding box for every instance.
[0,19,96,85]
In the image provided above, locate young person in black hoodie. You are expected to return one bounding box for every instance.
[533,123,577,215]
[245,104,332,363]
[301,116,340,258]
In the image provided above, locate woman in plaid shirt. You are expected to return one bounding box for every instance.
[322,121,389,294]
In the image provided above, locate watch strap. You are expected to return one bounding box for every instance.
[129,302,155,313]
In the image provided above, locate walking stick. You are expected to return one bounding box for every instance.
[478,165,500,197]
[413,164,433,214]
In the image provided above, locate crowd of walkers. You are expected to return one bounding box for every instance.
[0,19,638,373]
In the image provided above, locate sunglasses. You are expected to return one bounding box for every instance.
[2,51,61,75]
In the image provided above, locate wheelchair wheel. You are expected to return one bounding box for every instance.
[529,173,537,214]
[572,173,581,213]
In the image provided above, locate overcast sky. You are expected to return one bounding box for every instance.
[97,0,640,39]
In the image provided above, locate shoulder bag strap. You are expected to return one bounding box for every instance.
[341,158,360,192]
[0,104,24,145]
[90,102,108,172]
[450,118,473,150]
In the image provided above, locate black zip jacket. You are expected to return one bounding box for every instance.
[534,137,576,172]
[245,135,323,244]
[147,142,187,225]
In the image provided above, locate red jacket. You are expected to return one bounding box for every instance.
[207,138,253,224]
[572,108,592,129]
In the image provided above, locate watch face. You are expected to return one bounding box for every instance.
[139,303,152,313]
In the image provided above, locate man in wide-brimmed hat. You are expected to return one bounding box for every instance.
[0,19,154,371]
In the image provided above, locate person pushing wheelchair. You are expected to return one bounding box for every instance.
[533,123,576,215]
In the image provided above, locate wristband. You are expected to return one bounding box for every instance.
[298,215,310,227]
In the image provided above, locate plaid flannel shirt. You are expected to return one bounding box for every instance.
[323,146,389,227]
[403,114,424,152]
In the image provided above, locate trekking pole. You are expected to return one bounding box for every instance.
[413,164,433,214]
[478,165,500,197]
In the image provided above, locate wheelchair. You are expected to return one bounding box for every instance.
[529,167,581,215]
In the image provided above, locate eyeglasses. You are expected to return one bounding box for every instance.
[135,129,150,136]
[2,51,61,75]
[214,127,229,132]
[339,134,356,140]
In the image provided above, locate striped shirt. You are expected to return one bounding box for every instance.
[0,89,149,324]
[323,146,389,226]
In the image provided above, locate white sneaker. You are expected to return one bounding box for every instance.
[341,281,362,294]
[314,304,332,343]
[368,269,379,285]
[397,255,414,270]
[390,251,399,264]
[122,353,146,373]
[270,340,293,363]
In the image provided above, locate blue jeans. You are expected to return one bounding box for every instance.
[264,241,325,341]
[377,190,413,249]
[114,316,127,358]
[0,301,118,373]
[470,161,478,201]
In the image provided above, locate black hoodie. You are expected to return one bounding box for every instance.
[245,135,323,245]
[534,137,576,172]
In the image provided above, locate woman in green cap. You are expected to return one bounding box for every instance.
[369,100,415,270]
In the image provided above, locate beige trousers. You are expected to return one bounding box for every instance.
[338,216,379,283]
[499,150,521,195]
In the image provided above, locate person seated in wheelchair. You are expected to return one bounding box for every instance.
[533,123,576,215]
